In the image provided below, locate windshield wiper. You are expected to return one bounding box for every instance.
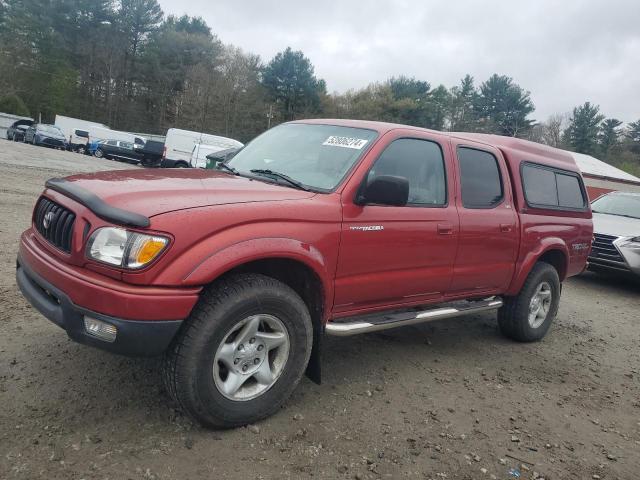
[214,162,239,175]
[249,169,310,191]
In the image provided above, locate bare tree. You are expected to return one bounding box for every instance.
[541,113,567,148]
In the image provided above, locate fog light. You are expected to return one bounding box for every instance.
[83,316,117,342]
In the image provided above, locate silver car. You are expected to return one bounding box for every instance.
[589,192,640,277]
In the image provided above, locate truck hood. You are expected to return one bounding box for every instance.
[57,169,316,218]
[592,212,640,238]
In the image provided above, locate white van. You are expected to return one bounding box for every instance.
[54,115,108,153]
[162,128,243,168]
[189,143,241,169]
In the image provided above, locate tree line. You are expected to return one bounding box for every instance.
[0,0,638,175]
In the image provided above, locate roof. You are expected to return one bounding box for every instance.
[570,151,640,185]
[295,120,640,184]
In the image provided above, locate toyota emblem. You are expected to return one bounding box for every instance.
[43,211,55,229]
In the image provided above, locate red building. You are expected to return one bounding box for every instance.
[571,151,640,200]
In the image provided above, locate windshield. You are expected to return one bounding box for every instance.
[39,125,64,136]
[227,123,377,191]
[591,193,640,219]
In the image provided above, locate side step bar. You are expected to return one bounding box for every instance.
[325,298,503,337]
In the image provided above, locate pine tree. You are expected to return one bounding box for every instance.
[474,74,535,137]
[599,118,623,158]
[564,102,605,155]
[262,47,323,121]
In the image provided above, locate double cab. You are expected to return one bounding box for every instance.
[16,119,593,428]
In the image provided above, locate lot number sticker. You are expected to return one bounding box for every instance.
[323,136,369,149]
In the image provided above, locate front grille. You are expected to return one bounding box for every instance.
[34,197,76,253]
[43,138,64,147]
[589,233,628,269]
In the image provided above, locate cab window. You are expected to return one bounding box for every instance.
[457,147,504,209]
[367,138,447,206]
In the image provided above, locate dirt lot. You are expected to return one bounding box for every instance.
[0,139,639,480]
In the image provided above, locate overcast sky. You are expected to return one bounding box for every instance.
[159,0,640,123]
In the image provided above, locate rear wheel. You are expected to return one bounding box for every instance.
[94,148,103,158]
[163,273,313,428]
[498,262,560,342]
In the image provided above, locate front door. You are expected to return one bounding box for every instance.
[334,133,459,314]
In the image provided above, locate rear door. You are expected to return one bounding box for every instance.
[448,140,519,295]
[335,131,459,313]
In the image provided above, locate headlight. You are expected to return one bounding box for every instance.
[620,236,640,248]
[86,227,169,269]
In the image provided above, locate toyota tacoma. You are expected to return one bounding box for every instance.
[16,119,593,428]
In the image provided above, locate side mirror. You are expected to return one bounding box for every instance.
[357,175,409,207]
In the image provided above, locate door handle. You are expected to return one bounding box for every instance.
[500,224,513,233]
[437,224,453,235]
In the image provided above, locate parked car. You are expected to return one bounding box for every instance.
[11,124,31,142]
[6,119,33,141]
[162,128,242,168]
[139,140,165,167]
[16,119,592,429]
[71,129,90,154]
[94,139,143,163]
[24,123,68,149]
[588,191,640,278]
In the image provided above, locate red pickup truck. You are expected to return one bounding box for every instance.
[17,119,593,428]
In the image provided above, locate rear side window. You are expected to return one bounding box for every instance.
[457,147,503,208]
[367,138,447,206]
[522,163,586,210]
[521,166,558,206]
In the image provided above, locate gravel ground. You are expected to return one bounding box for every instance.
[1,139,639,480]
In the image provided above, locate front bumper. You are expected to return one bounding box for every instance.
[39,136,66,148]
[17,228,201,356]
[17,258,183,356]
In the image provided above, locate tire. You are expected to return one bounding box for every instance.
[498,262,560,342]
[175,161,189,168]
[77,146,86,155]
[94,148,103,158]
[163,273,313,428]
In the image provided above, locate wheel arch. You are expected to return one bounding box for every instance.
[183,239,334,384]
[507,240,569,296]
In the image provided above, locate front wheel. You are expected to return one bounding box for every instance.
[94,148,103,158]
[163,273,313,428]
[498,262,560,342]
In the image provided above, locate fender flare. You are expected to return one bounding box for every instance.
[506,238,569,296]
[182,236,333,314]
